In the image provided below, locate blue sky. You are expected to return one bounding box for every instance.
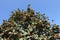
[0,0,60,26]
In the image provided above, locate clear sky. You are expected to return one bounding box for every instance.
[0,0,60,26]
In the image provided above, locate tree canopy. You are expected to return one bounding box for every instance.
[0,4,59,40]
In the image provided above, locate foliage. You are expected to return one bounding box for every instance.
[0,4,59,40]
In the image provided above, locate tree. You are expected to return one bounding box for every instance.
[0,4,59,40]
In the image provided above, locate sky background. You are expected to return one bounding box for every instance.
[0,0,60,27]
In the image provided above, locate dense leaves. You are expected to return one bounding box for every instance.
[0,4,59,40]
